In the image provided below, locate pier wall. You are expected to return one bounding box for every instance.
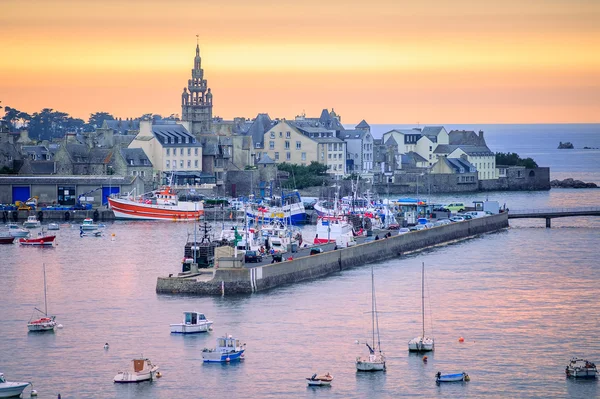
[157,212,508,295]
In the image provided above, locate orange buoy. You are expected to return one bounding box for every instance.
[458,337,465,343]
[422,356,428,362]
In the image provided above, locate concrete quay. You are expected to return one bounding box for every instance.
[1,208,115,223]
[156,212,509,296]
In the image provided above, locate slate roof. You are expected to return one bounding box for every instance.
[421,126,445,137]
[28,161,56,174]
[433,144,459,154]
[384,136,398,147]
[402,151,427,164]
[120,148,152,167]
[105,119,140,134]
[448,130,485,146]
[66,143,90,163]
[246,114,273,146]
[313,137,344,144]
[88,148,113,164]
[355,120,370,129]
[433,144,493,156]
[341,129,369,140]
[445,157,476,173]
[152,123,201,147]
[21,145,49,160]
[257,153,275,164]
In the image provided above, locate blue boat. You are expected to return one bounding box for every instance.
[246,191,306,225]
[201,335,245,363]
[436,372,470,383]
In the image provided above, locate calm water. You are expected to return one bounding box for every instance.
[367,123,600,185]
[1,188,600,398]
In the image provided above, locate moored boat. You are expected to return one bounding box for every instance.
[80,218,98,230]
[0,236,15,244]
[170,311,213,334]
[314,216,355,244]
[47,223,60,230]
[7,223,29,237]
[27,263,58,332]
[245,191,306,225]
[566,358,597,378]
[408,262,435,352]
[22,216,41,229]
[202,335,245,363]
[114,358,159,383]
[108,185,204,221]
[436,372,469,383]
[0,373,30,398]
[356,266,386,372]
[306,373,333,386]
[19,233,56,246]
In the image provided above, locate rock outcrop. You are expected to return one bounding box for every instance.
[550,178,598,188]
[558,142,574,149]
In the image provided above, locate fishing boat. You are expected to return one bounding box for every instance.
[356,266,386,372]
[80,218,98,230]
[170,311,213,334]
[306,373,333,386]
[27,264,57,332]
[408,262,435,352]
[47,223,60,230]
[245,191,306,225]
[0,373,30,398]
[201,335,245,363]
[0,236,15,244]
[22,216,41,228]
[565,358,598,378]
[108,185,204,221]
[114,358,159,383]
[314,216,355,244]
[436,372,469,383]
[7,223,29,237]
[19,231,56,246]
[260,220,301,253]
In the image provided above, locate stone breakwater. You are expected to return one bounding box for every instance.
[156,212,509,296]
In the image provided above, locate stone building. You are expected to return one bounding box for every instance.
[340,120,374,174]
[181,42,213,135]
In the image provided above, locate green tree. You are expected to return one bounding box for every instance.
[278,161,328,189]
[89,112,114,128]
[495,152,538,168]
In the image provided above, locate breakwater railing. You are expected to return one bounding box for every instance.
[508,207,600,227]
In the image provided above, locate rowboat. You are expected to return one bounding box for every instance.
[436,372,470,383]
[0,236,15,244]
[306,373,333,386]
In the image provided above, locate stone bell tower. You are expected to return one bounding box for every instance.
[181,37,213,135]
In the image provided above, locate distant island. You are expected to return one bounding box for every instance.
[558,142,574,149]
[583,146,599,150]
[551,178,598,189]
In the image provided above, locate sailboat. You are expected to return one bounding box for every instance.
[27,263,57,332]
[356,266,386,372]
[408,262,434,351]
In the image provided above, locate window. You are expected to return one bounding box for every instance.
[166,149,170,156]
[270,132,275,139]
[338,164,342,170]
[328,154,332,159]
[194,160,198,168]
[132,170,137,176]
[321,152,324,160]
[187,160,191,168]
[296,141,301,150]
[195,148,198,156]
[180,148,184,155]
[286,152,291,160]
[140,171,145,177]
[285,141,290,149]
[333,153,337,159]
[188,148,191,156]
[429,146,432,151]
[269,141,275,150]
[328,143,332,151]
[286,131,291,138]
[274,152,279,160]
[180,160,184,168]
[166,160,170,168]
[279,132,282,138]
[301,152,306,161]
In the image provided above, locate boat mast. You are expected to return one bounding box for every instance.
[421,262,425,338]
[371,266,375,350]
[43,263,48,316]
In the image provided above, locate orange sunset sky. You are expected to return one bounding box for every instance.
[1,0,599,124]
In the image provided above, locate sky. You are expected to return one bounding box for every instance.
[1,0,599,124]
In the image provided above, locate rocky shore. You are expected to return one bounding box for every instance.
[551,178,598,188]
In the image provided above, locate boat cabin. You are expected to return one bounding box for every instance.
[184,311,207,325]
[155,187,179,206]
[0,373,5,383]
[216,336,242,351]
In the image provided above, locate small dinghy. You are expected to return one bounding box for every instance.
[0,373,30,398]
[306,373,333,386]
[114,358,159,383]
[47,223,60,231]
[436,372,470,383]
[566,358,597,378]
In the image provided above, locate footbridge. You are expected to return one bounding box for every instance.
[508,207,600,227]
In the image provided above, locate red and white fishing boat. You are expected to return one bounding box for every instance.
[314,216,358,244]
[19,233,56,246]
[108,186,204,221]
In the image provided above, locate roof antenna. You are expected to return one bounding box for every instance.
[196,34,199,45]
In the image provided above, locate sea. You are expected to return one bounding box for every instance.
[1,124,600,399]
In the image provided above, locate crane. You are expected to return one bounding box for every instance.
[74,187,103,210]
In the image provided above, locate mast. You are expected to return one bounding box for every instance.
[421,262,425,338]
[371,266,375,350]
[43,263,48,316]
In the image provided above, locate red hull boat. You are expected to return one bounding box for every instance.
[0,236,15,244]
[19,235,56,246]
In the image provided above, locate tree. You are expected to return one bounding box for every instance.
[28,108,71,140]
[2,106,21,130]
[89,112,114,128]
[277,161,328,189]
[495,152,538,168]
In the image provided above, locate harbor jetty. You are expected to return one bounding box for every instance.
[156,212,509,296]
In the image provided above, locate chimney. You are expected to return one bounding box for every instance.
[478,130,484,140]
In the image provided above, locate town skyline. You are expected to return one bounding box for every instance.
[1,0,599,123]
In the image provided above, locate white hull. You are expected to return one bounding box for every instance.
[408,337,434,352]
[114,368,158,383]
[80,225,98,230]
[0,382,30,398]
[23,222,41,228]
[9,230,29,238]
[27,322,56,332]
[356,361,386,372]
[307,380,331,386]
[170,321,213,334]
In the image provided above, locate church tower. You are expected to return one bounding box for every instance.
[181,38,213,135]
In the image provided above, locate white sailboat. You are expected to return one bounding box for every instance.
[408,262,434,352]
[27,263,57,332]
[356,266,386,372]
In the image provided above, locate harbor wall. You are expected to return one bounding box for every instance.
[156,212,509,295]
[1,209,115,222]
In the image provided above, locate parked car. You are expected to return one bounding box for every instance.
[446,203,466,213]
[244,250,263,263]
[450,216,465,222]
[310,247,323,255]
[271,253,283,263]
[458,213,473,220]
[433,206,449,212]
[424,222,436,229]
[387,223,400,230]
[398,228,411,234]
[436,219,452,225]
[409,224,426,231]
